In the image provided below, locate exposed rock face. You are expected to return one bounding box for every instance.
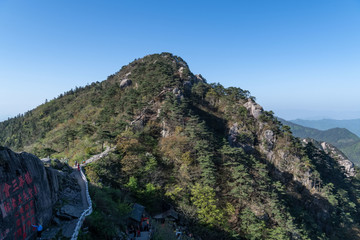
[259,129,275,161]
[228,123,254,153]
[301,138,356,178]
[194,74,206,83]
[120,79,132,88]
[243,99,263,119]
[320,142,355,177]
[262,130,274,151]
[161,120,171,138]
[0,147,53,239]
[0,147,80,240]
[57,204,83,219]
[178,66,184,78]
[228,123,240,147]
[172,87,180,96]
[41,157,51,164]
[172,87,183,101]
[229,101,319,191]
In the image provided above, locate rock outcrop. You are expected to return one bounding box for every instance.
[0,147,53,240]
[228,123,254,152]
[0,147,81,240]
[320,141,355,177]
[194,74,206,83]
[243,98,263,119]
[301,138,356,177]
[120,78,132,88]
[259,129,275,161]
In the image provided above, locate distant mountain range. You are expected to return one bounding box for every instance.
[279,118,360,166]
[290,118,360,137]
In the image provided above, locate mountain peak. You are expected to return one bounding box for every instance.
[1,54,360,239]
[106,52,192,86]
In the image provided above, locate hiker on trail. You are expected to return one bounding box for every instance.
[74,160,77,167]
[141,215,149,231]
[77,163,80,171]
[32,224,43,239]
[141,219,147,231]
[145,219,150,231]
[128,225,135,239]
[176,228,182,239]
[136,225,141,237]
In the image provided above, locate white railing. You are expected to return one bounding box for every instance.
[71,167,93,240]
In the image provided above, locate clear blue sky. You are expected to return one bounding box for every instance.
[1,0,360,121]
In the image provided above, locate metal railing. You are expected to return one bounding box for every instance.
[71,167,93,240]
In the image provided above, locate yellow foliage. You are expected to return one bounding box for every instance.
[179,163,191,182]
[205,88,219,105]
[121,154,144,174]
[181,151,193,165]
[175,126,184,134]
[159,135,190,163]
[84,166,100,184]
[225,202,236,216]
[190,183,225,227]
[117,137,139,153]
[165,185,184,201]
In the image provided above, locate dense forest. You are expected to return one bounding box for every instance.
[1,53,360,240]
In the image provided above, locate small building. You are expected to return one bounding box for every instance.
[153,208,179,222]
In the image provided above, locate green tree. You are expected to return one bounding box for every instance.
[198,154,216,186]
[240,208,266,240]
[229,163,254,204]
[125,176,138,192]
[190,183,224,227]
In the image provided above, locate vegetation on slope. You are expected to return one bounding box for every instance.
[279,118,360,166]
[1,53,360,239]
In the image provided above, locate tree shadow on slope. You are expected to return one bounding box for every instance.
[265,151,360,240]
[189,104,228,143]
[304,142,360,225]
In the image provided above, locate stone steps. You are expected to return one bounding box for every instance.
[127,231,150,240]
[136,231,150,240]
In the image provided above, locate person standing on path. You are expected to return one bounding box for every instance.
[77,163,80,171]
[32,224,43,239]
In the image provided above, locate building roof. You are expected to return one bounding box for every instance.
[153,209,178,220]
[129,203,145,222]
